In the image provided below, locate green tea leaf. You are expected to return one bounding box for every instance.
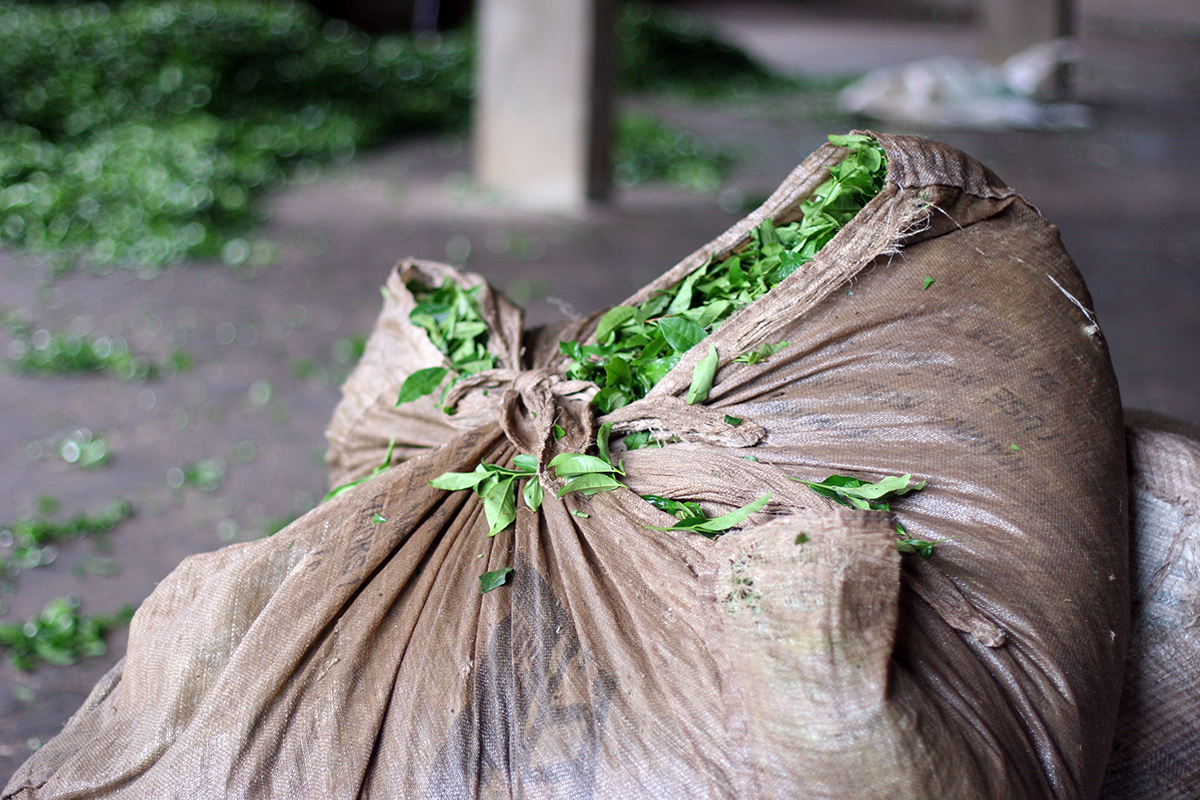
[595,306,637,342]
[656,316,707,353]
[922,276,935,291]
[476,464,527,478]
[523,478,543,512]
[553,424,566,441]
[481,477,518,535]
[512,454,539,473]
[758,218,784,257]
[548,453,622,477]
[322,438,398,503]
[372,513,387,524]
[556,473,624,498]
[724,415,743,426]
[641,494,705,520]
[795,473,925,511]
[859,144,883,173]
[827,133,875,148]
[647,492,770,534]
[571,510,590,519]
[734,341,790,365]
[686,344,719,405]
[480,567,513,593]
[429,469,489,491]
[667,267,704,315]
[693,491,771,532]
[596,422,614,466]
[396,366,448,407]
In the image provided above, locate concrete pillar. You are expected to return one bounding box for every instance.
[978,0,1072,64]
[474,0,615,210]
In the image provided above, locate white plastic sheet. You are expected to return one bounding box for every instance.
[839,40,1092,130]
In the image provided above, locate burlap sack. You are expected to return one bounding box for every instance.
[5,133,1128,799]
[1099,411,1200,799]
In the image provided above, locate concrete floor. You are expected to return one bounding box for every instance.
[1,0,1198,785]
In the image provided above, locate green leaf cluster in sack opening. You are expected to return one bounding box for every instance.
[409,136,937,585]
[394,280,499,410]
[557,134,887,419]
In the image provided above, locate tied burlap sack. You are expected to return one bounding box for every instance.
[5,133,1127,799]
[1099,411,1200,799]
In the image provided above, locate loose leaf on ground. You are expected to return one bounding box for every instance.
[0,597,133,671]
[1,499,132,590]
[479,567,513,593]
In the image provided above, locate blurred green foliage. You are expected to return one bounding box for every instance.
[0,498,131,592]
[0,596,133,670]
[613,112,732,192]
[616,2,793,98]
[0,0,472,271]
[0,0,787,272]
[3,310,186,378]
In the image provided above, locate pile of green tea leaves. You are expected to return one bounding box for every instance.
[0,0,472,271]
[561,133,886,418]
[0,595,133,671]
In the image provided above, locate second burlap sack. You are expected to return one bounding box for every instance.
[6,133,1127,799]
[1099,411,1200,799]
